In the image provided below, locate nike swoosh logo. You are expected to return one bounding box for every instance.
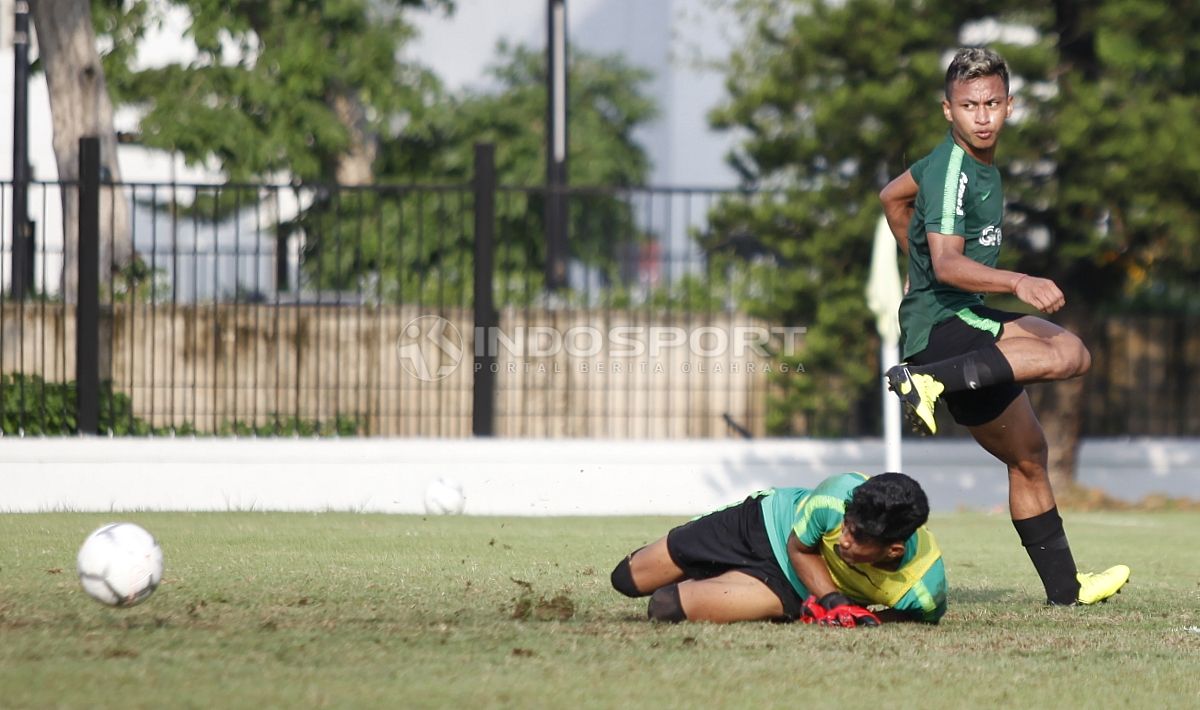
[980,191,992,201]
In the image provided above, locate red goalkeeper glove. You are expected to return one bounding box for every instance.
[799,595,828,624]
[812,592,881,628]
[821,604,881,627]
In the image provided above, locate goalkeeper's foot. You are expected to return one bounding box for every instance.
[885,365,944,435]
[1075,565,1131,605]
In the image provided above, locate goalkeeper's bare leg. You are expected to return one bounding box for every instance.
[610,536,786,622]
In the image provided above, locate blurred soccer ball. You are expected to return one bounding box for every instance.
[424,477,466,515]
[76,523,164,607]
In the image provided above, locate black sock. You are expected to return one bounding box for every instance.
[1012,507,1080,605]
[911,343,1014,393]
[610,555,645,598]
[647,584,687,622]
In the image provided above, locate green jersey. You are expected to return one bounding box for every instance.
[759,472,947,623]
[899,131,1006,359]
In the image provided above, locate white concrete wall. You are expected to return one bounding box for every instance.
[2,437,1196,515]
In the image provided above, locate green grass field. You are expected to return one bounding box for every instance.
[2,511,1198,708]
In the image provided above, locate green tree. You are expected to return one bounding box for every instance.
[96,2,657,307]
[299,43,658,305]
[383,42,655,186]
[95,0,454,183]
[709,0,1200,478]
[383,42,657,305]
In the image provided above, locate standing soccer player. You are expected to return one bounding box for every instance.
[878,47,1128,606]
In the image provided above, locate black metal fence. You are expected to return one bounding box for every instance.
[1,139,791,437]
[1,138,1198,437]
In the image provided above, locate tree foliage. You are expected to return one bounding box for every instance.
[299,43,658,305]
[995,1,1200,312]
[93,3,657,307]
[0,373,356,435]
[381,42,655,186]
[95,0,453,182]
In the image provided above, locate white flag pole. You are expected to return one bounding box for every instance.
[882,340,902,472]
[865,215,905,473]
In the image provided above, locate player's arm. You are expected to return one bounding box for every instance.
[785,531,838,599]
[879,170,918,256]
[927,232,1066,313]
[787,533,881,627]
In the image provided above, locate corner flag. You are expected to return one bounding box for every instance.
[866,215,903,348]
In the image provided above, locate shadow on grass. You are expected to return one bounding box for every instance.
[950,587,1019,604]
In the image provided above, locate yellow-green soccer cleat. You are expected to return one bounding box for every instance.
[1076,565,1131,605]
[885,365,945,435]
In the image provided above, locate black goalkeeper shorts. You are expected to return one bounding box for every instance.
[665,495,803,620]
[909,305,1025,427]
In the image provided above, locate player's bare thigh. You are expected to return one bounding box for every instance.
[627,536,686,593]
[997,315,1069,343]
[676,570,786,623]
[997,315,1091,380]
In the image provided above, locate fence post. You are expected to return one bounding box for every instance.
[75,137,101,435]
[544,0,568,291]
[472,143,498,436]
[11,1,33,298]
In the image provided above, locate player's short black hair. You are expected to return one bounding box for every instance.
[945,47,1010,99]
[844,472,929,544]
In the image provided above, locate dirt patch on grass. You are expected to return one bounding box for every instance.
[510,578,577,621]
[101,647,140,659]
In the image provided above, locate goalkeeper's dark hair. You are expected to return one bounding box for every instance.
[844,472,929,544]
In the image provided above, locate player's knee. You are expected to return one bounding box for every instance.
[1074,340,1092,376]
[1053,334,1090,378]
[647,584,687,623]
[610,556,645,598]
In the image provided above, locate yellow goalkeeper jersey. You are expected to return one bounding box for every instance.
[760,472,947,622]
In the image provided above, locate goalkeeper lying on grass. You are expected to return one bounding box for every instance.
[611,472,945,626]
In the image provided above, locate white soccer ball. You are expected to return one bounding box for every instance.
[424,477,466,515]
[76,523,164,608]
